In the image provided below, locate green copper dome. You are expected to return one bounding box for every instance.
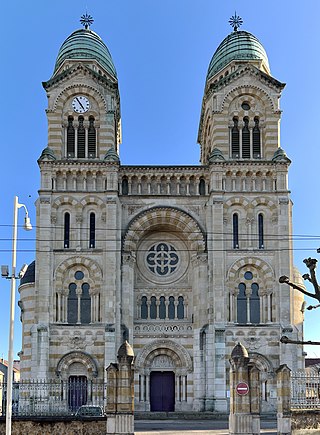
[54,28,117,79]
[207,30,270,80]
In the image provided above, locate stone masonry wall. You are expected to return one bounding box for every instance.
[292,410,320,434]
[0,418,107,435]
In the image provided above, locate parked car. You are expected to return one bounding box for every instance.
[75,405,104,417]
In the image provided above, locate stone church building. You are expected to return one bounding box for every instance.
[18,16,305,414]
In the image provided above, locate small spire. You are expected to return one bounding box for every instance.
[229,12,243,32]
[80,13,94,29]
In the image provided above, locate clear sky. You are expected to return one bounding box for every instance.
[1,0,320,361]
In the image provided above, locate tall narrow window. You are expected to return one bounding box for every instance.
[199,178,206,196]
[258,213,264,249]
[67,283,78,324]
[77,116,85,158]
[237,283,247,323]
[88,116,96,158]
[168,296,175,319]
[250,283,260,323]
[150,296,157,319]
[253,117,261,158]
[122,178,128,195]
[89,212,95,248]
[159,296,166,319]
[177,296,185,319]
[231,117,240,158]
[80,283,91,324]
[67,116,75,157]
[233,213,239,249]
[64,212,70,248]
[141,296,148,319]
[242,117,250,158]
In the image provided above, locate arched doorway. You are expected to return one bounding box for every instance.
[150,371,175,411]
[56,351,99,413]
[68,375,87,411]
[135,340,193,412]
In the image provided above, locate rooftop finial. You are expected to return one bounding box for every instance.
[229,12,243,32]
[80,13,94,29]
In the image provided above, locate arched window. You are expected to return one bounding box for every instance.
[141,296,148,319]
[242,117,250,158]
[80,283,91,324]
[237,283,247,323]
[258,213,264,249]
[250,283,260,323]
[77,116,85,158]
[67,116,75,157]
[233,213,239,249]
[231,117,240,158]
[199,178,206,196]
[89,212,95,248]
[67,283,78,324]
[64,212,70,248]
[88,116,96,158]
[168,296,175,319]
[150,296,157,319]
[177,296,185,319]
[122,178,128,195]
[253,117,261,158]
[159,296,166,319]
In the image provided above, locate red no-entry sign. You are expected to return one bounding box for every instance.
[236,382,249,396]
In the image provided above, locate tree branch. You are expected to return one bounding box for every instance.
[281,336,320,346]
[279,275,319,300]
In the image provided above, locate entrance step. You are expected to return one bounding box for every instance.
[134,412,227,420]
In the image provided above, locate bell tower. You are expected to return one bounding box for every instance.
[42,13,121,161]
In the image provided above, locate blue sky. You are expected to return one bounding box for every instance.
[1,0,320,360]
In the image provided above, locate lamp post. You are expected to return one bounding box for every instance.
[3,196,32,435]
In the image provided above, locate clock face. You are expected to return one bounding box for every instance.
[72,96,90,113]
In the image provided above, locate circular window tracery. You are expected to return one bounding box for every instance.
[146,242,179,276]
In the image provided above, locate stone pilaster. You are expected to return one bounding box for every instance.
[229,342,260,435]
[121,252,135,344]
[276,364,291,435]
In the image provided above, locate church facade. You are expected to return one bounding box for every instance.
[18,17,304,413]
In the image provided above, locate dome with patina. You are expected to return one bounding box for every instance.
[54,28,117,79]
[207,30,270,81]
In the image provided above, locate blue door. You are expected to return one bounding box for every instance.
[150,371,175,412]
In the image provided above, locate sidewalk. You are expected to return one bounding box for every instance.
[134,419,277,434]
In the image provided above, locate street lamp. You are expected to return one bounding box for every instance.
[1,196,32,435]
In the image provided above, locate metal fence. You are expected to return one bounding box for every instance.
[0,379,107,416]
[291,371,320,410]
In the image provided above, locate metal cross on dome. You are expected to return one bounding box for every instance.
[80,13,94,29]
[229,12,243,31]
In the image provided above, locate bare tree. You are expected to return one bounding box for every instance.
[279,257,320,345]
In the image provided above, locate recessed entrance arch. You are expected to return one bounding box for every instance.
[150,371,175,412]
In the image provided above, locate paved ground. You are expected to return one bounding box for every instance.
[134,419,277,434]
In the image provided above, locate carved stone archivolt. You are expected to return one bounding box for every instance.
[123,206,206,253]
[56,351,98,379]
[135,339,193,375]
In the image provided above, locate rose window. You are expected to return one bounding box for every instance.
[146,242,179,276]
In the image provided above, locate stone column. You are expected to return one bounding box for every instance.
[276,364,291,435]
[229,342,260,435]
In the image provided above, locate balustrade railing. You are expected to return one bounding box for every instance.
[291,371,320,410]
[0,379,107,416]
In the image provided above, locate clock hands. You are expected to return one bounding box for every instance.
[76,97,85,111]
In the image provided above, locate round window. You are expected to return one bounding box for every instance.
[146,242,179,276]
[241,102,250,111]
[74,271,84,280]
[244,271,253,280]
